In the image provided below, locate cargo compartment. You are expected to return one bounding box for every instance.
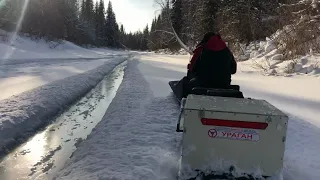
[180,94,289,177]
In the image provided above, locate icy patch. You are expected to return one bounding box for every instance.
[29,146,62,176]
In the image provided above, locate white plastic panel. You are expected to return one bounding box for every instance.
[184,95,288,117]
[180,96,289,177]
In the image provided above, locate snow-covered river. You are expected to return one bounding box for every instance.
[0,61,126,180]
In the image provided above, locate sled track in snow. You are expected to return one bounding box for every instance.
[0,61,127,180]
[0,57,128,157]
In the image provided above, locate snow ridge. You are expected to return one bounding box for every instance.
[0,29,128,61]
[0,57,127,157]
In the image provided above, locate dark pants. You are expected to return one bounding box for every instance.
[181,76,201,98]
[181,75,231,98]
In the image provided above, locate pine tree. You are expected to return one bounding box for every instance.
[119,24,125,46]
[99,0,107,46]
[85,0,94,22]
[154,15,163,49]
[142,25,149,50]
[93,0,106,46]
[0,0,23,32]
[201,0,218,33]
[94,1,99,44]
[78,0,95,44]
[120,24,125,35]
[105,1,120,48]
[148,18,156,50]
[171,0,182,37]
[61,0,80,43]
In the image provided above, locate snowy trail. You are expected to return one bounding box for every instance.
[234,74,320,127]
[55,59,182,180]
[0,61,126,180]
[55,54,319,180]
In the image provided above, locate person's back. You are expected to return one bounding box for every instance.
[188,33,237,89]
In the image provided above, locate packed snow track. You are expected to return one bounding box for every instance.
[0,61,126,180]
[55,54,319,180]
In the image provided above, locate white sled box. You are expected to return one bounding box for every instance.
[180,95,289,177]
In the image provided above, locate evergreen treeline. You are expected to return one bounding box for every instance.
[139,0,294,52]
[0,0,121,48]
[121,0,319,54]
[112,0,293,52]
[1,0,318,55]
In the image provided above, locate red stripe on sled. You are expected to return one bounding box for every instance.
[201,118,268,130]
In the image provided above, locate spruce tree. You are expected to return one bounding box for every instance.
[0,0,23,32]
[94,0,106,46]
[105,1,119,48]
[171,0,182,37]
[142,25,149,50]
[63,0,81,43]
[78,0,95,44]
[94,1,99,44]
[148,19,157,50]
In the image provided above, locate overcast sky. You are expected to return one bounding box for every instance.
[107,0,160,33]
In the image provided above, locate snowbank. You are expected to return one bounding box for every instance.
[0,57,128,157]
[0,58,123,100]
[154,48,189,55]
[237,38,320,76]
[0,30,133,100]
[0,30,128,61]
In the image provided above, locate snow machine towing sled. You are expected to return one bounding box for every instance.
[169,80,289,180]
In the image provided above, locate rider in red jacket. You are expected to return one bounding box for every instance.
[171,32,237,99]
[186,32,237,89]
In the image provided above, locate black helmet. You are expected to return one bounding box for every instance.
[197,32,220,47]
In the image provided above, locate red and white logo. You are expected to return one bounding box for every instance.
[207,127,260,142]
[208,129,217,138]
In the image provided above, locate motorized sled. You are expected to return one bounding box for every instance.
[169,79,288,180]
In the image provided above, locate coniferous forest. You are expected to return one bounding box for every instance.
[0,0,121,47]
[1,0,319,56]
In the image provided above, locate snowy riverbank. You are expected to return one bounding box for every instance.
[0,57,128,157]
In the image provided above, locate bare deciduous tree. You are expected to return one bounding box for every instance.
[153,0,192,54]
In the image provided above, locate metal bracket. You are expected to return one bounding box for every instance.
[176,98,187,132]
